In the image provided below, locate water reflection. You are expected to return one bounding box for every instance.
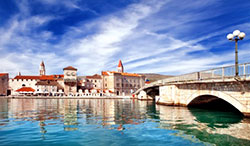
[156,104,250,145]
[0,99,155,132]
[0,98,250,146]
[188,107,242,128]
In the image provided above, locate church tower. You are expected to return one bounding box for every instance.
[39,61,46,75]
[117,60,124,73]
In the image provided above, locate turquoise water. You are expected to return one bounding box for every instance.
[0,98,250,146]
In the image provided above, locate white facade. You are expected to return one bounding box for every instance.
[9,77,39,95]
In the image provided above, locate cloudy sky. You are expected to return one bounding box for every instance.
[0,0,250,77]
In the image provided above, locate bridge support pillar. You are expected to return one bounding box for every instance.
[137,90,153,100]
[155,85,184,105]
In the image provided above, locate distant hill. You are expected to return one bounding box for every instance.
[138,73,174,82]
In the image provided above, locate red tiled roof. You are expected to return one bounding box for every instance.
[40,75,55,80]
[118,60,123,67]
[16,87,35,92]
[14,74,64,80]
[14,76,40,80]
[102,71,141,77]
[63,66,77,71]
[0,73,8,77]
[86,74,102,79]
[121,72,141,77]
[102,71,109,76]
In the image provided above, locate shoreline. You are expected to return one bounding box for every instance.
[0,96,134,99]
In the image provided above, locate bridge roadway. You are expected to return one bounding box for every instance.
[135,62,250,117]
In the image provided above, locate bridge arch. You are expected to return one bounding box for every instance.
[186,90,246,113]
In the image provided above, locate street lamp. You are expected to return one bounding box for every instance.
[227,30,246,77]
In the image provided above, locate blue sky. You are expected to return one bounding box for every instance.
[0,0,250,77]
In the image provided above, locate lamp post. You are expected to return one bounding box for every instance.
[227,30,246,77]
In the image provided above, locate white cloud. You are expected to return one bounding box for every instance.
[62,1,169,74]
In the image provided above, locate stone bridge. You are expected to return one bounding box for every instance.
[135,63,250,117]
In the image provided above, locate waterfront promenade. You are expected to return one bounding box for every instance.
[0,95,131,99]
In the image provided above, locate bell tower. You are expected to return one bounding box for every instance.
[117,60,124,73]
[63,66,77,96]
[40,61,46,75]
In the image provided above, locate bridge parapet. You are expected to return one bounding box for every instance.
[161,62,250,84]
[143,62,250,88]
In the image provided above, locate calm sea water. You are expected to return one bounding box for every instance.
[0,98,250,146]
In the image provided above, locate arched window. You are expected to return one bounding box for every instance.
[22,84,26,87]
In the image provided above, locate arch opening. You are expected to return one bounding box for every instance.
[146,87,159,100]
[188,95,242,114]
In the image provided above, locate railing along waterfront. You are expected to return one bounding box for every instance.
[151,62,250,85]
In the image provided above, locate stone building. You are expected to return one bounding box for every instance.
[102,60,145,96]
[9,61,65,96]
[63,66,77,96]
[9,74,64,96]
[0,73,9,96]
[9,75,40,94]
[35,80,63,96]
[84,74,102,89]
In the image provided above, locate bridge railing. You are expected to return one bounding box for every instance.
[199,63,250,80]
[155,62,250,85]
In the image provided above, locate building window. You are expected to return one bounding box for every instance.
[105,84,107,87]
[22,84,26,87]
[95,80,97,83]
[116,83,119,87]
